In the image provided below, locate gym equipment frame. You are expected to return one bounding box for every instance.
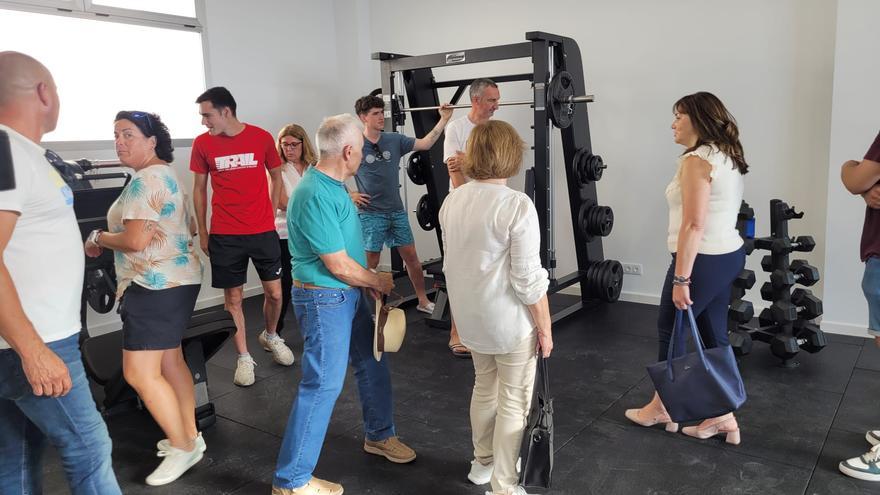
[372,31,623,324]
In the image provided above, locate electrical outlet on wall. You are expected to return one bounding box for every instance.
[622,263,643,276]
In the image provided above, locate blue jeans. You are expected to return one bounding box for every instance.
[657,247,746,362]
[0,334,120,495]
[862,256,880,337]
[274,287,396,489]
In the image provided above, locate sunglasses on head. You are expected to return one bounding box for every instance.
[129,111,154,133]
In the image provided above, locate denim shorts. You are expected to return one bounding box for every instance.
[862,256,880,336]
[358,210,415,252]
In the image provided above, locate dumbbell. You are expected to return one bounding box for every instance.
[733,269,756,290]
[791,288,823,319]
[770,297,822,323]
[790,259,820,286]
[770,334,800,361]
[761,255,774,273]
[728,299,754,323]
[730,270,755,300]
[755,236,816,255]
[791,236,816,253]
[758,308,776,328]
[729,330,753,356]
[730,285,746,301]
[770,260,820,289]
[770,301,798,322]
[794,320,827,353]
[760,282,774,302]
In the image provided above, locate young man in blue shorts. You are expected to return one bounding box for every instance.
[351,95,452,313]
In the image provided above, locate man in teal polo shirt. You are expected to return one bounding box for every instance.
[272,114,415,495]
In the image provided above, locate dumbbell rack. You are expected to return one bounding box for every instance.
[728,199,827,367]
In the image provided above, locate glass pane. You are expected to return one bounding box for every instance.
[0,9,205,141]
[90,0,196,18]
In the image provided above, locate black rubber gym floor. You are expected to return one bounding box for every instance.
[43,289,880,494]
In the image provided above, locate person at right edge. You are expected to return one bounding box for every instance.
[839,129,880,482]
[625,92,748,445]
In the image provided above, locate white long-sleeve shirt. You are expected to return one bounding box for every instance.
[439,181,549,354]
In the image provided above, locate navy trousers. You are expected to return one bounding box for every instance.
[657,247,746,362]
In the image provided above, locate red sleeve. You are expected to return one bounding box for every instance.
[865,131,880,163]
[189,136,210,173]
[264,130,282,170]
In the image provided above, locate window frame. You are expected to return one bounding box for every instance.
[0,0,209,146]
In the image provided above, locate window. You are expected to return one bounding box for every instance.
[88,0,196,18]
[0,1,205,141]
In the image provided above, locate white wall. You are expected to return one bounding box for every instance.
[821,0,880,336]
[367,0,837,306]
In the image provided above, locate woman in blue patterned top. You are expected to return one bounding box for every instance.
[84,111,204,486]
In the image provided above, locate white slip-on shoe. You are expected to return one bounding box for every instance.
[157,432,206,454]
[145,445,203,486]
[416,302,435,314]
[467,459,493,485]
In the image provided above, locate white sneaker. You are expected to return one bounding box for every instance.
[416,302,435,314]
[839,444,880,481]
[157,432,206,454]
[485,486,532,495]
[259,330,295,366]
[145,445,203,486]
[868,430,880,447]
[468,459,493,485]
[234,356,257,386]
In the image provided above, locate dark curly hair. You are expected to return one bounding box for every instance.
[355,95,384,116]
[673,92,748,175]
[114,110,174,163]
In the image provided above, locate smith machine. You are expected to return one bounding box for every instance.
[372,31,623,326]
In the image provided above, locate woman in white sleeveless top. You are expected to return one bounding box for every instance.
[625,92,749,445]
[274,124,316,334]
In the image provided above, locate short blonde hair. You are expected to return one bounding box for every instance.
[463,120,525,180]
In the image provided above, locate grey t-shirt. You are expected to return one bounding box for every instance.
[354,132,416,212]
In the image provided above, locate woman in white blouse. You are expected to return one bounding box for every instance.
[273,124,316,334]
[625,92,748,444]
[439,120,552,495]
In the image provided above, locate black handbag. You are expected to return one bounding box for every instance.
[519,354,553,488]
[647,307,747,423]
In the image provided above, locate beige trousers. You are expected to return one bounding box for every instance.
[470,333,537,493]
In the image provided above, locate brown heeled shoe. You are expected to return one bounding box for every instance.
[624,405,679,433]
[681,413,741,445]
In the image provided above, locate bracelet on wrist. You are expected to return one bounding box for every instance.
[672,275,691,286]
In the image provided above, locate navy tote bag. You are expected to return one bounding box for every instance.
[647,307,747,423]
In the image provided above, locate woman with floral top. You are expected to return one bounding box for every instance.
[85,111,204,486]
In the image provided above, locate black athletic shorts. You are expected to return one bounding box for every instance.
[120,283,200,351]
[208,230,282,289]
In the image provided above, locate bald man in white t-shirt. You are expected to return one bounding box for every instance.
[0,51,120,494]
[441,78,500,357]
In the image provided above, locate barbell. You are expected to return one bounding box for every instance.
[390,71,594,129]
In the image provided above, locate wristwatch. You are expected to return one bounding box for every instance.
[87,229,103,246]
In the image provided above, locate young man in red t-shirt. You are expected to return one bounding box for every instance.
[190,87,293,386]
[839,130,880,481]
